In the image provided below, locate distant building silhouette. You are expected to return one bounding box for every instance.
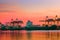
[1,15,60,30]
[26,20,33,27]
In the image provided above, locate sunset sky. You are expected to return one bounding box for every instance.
[0,0,60,25]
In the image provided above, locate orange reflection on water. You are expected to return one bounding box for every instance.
[0,30,60,40]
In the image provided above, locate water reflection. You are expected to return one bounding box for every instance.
[0,30,60,40]
[27,31,31,40]
[10,30,23,40]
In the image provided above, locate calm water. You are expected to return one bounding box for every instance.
[0,30,60,40]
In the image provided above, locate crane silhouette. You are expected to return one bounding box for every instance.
[10,18,23,27]
[39,15,60,25]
